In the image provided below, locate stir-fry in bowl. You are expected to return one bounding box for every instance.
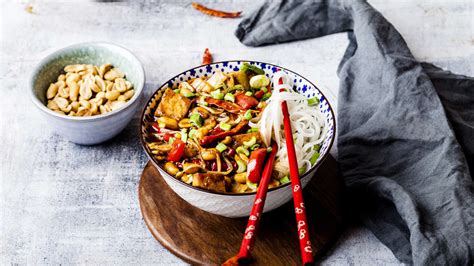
[140,61,335,217]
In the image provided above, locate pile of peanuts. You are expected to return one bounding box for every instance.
[46,63,134,116]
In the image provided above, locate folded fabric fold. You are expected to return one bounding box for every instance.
[235,0,474,264]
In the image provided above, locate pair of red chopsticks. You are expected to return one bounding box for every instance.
[224,80,314,265]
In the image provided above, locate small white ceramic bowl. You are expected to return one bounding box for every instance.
[29,42,145,145]
[140,61,335,218]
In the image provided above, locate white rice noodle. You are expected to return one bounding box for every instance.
[257,71,327,177]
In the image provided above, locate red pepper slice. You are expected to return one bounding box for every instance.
[167,139,186,162]
[152,122,161,132]
[235,93,259,109]
[205,98,242,113]
[254,90,265,100]
[246,148,268,183]
[199,121,247,146]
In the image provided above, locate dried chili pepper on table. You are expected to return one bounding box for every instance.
[202,48,212,65]
[192,2,242,18]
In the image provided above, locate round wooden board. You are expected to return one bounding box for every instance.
[138,156,345,265]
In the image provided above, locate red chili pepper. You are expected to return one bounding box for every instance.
[224,148,236,157]
[246,148,267,183]
[163,133,174,142]
[209,126,224,136]
[152,122,161,132]
[235,93,259,109]
[167,139,186,162]
[200,121,247,146]
[205,98,242,113]
[254,90,265,100]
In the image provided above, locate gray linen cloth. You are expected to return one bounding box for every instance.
[235,0,474,265]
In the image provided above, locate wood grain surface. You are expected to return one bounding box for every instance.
[138,156,345,265]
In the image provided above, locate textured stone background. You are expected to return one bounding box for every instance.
[1,0,473,264]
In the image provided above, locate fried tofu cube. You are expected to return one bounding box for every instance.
[155,88,192,120]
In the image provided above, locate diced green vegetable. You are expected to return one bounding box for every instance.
[307,97,320,106]
[267,147,272,153]
[313,144,321,150]
[236,159,246,173]
[231,84,244,91]
[280,175,290,184]
[220,123,231,131]
[236,146,250,156]
[261,87,268,93]
[210,89,224,100]
[245,91,253,96]
[249,74,270,89]
[243,110,252,120]
[188,129,197,139]
[250,144,260,150]
[262,92,272,101]
[173,89,180,94]
[224,93,235,102]
[247,127,259,133]
[310,151,320,165]
[181,90,194,98]
[240,63,265,75]
[298,166,306,176]
[180,129,188,142]
[216,143,227,153]
[246,180,258,190]
[168,137,175,145]
[190,113,203,127]
[243,136,257,147]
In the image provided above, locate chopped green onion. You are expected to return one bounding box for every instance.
[236,159,247,173]
[240,63,265,75]
[231,84,244,91]
[181,90,194,98]
[190,113,203,127]
[298,166,306,176]
[262,92,272,101]
[245,91,253,96]
[236,146,250,156]
[243,136,257,147]
[250,144,260,151]
[267,147,272,153]
[310,151,320,165]
[280,175,290,184]
[188,129,197,139]
[210,89,224,100]
[201,101,208,106]
[261,87,268,93]
[180,129,188,142]
[168,137,175,145]
[249,74,270,89]
[247,128,259,133]
[173,89,180,94]
[224,93,235,102]
[313,144,320,151]
[246,180,258,190]
[243,110,252,120]
[307,97,320,106]
[216,143,227,153]
[220,123,232,131]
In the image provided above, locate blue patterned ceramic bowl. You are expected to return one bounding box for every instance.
[140,61,335,217]
[29,42,145,145]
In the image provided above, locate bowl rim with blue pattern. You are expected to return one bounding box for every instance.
[28,42,145,122]
[140,60,336,196]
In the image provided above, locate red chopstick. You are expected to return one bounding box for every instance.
[223,142,278,265]
[281,100,314,265]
